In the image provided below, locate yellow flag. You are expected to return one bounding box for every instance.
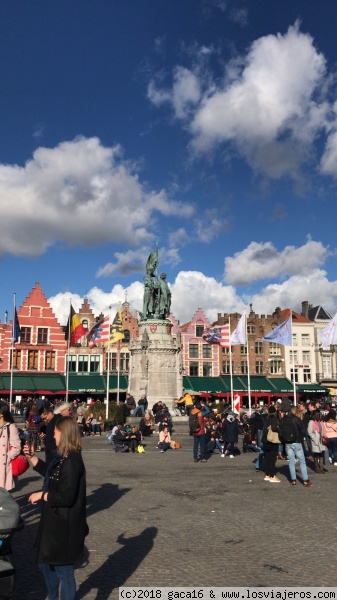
[109,307,124,344]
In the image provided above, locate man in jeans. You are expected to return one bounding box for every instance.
[279,399,313,487]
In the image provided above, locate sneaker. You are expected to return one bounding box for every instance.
[221,454,225,458]
[194,459,199,463]
[229,455,234,459]
[269,476,281,483]
[303,480,313,487]
[329,457,333,464]
[255,469,262,472]
[290,480,296,486]
[264,475,271,481]
[201,459,207,463]
[334,463,337,466]
[160,450,165,453]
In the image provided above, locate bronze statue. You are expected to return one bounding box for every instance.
[140,250,171,320]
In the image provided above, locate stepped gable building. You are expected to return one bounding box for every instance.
[214,305,286,377]
[170,308,221,377]
[0,282,67,373]
[280,308,314,385]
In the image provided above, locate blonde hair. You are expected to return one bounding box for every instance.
[55,416,82,456]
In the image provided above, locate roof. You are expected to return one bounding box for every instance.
[280,309,311,324]
[308,305,332,322]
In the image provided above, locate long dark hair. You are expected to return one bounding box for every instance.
[0,402,14,424]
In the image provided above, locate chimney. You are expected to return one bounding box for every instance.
[301,301,309,318]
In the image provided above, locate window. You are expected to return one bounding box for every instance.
[303,368,311,383]
[290,368,298,383]
[290,351,298,365]
[240,345,247,354]
[107,353,117,371]
[269,342,281,355]
[322,355,332,378]
[222,346,230,355]
[203,362,212,376]
[241,360,248,374]
[189,344,199,358]
[255,341,263,355]
[123,330,130,343]
[120,352,130,371]
[78,355,89,372]
[189,362,198,376]
[222,360,233,374]
[37,328,48,344]
[270,360,282,374]
[12,350,21,369]
[202,344,212,358]
[196,325,204,338]
[20,327,31,344]
[28,350,38,370]
[247,324,255,334]
[302,351,310,364]
[82,319,88,330]
[292,333,297,346]
[301,333,310,346]
[255,360,264,374]
[67,355,77,372]
[45,351,55,370]
[90,355,100,373]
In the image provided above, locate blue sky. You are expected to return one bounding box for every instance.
[1,0,337,326]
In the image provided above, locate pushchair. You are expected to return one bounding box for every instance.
[0,488,24,599]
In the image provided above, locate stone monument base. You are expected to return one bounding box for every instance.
[128,319,183,410]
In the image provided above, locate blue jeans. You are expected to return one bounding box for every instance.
[193,434,205,460]
[39,563,76,600]
[285,443,309,482]
[215,439,224,453]
[328,437,337,463]
[246,443,264,469]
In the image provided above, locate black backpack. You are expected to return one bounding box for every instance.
[189,411,201,434]
[281,414,298,443]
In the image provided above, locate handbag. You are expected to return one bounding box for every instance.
[267,425,280,444]
[137,445,145,453]
[322,436,329,446]
[8,428,30,477]
[174,441,181,449]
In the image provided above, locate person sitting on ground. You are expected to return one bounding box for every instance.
[129,426,142,453]
[152,400,163,416]
[76,411,86,437]
[126,393,136,414]
[139,413,154,437]
[135,394,148,416]
[156,410,173,435]
[158,426,171,452]
[205,423,216,454]
[114,426,130,453]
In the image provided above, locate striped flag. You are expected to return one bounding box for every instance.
[65,305,87,346]
[202,324,230,347]
[87,315,110,348]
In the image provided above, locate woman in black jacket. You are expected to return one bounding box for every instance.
[27,416,88,600]
[262,405,282,483]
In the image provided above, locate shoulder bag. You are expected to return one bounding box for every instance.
[267,425,280,444]
[8,427,30,477]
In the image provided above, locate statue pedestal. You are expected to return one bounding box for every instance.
[128,319,183,410]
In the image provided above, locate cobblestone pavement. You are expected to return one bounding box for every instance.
[9,431,337,599]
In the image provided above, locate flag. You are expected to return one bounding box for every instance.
[87,315,110,348]
[146,247,158,274]
[318,312,337,348]
[12,308,21,344]
[262,315,292,346]
[230,314,246,345]
[109,307,124,345]
[202,324,230,347]
[66,305,87,345]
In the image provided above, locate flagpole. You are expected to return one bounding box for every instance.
[106,307,111,421]
[9,294,16,413]
[117,302,122,405]
[65,299,71,404]
[229,316,234,409]
[245,310,251,414]
[291,310,297,406]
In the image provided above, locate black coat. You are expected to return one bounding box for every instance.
[33,452,87,565]
[223,418,239,443]
[262,414,281,449]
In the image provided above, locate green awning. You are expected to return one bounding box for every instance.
[297,383,329,394]
[68,374,106,393]
[30,374,66,392]
[183,376,228,393]
[0,375,35,391]
[268,378,294,393]
[232,376,277,393]
[106,375,128,392]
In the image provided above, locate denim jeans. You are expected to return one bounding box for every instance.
[246,443,264,469]
[215,439,224,453]
[39,563,76,600]
[328,437,337,463]
[193,434,205,460]
[285,442,309,481]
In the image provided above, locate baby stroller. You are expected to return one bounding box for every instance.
[0,488,24,599]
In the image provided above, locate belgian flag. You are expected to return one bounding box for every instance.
[66,305,87,346]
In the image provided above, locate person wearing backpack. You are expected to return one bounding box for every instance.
[279,399,313,487]
[189,401,210,463]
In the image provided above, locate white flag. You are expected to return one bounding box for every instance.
[318,312,337,348]
[230,313,246,345]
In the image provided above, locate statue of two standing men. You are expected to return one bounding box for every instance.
[142,249,171,320]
